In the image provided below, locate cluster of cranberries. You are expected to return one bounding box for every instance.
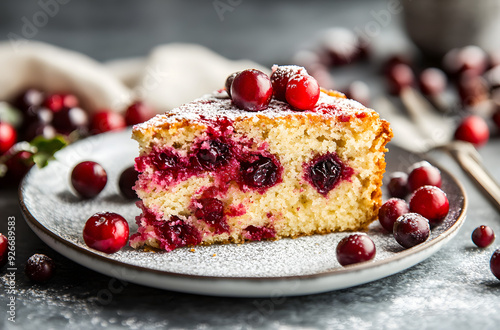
[0,88,155,187]
[225,65,320,112]
[384,45,500,148]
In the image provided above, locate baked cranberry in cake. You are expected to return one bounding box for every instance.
[230,69,273,111]
[194,198,228,234]
[196,139,231,170]
[243,225,276,241]
[240,155,280,190]
[156,215,202,251]
[305,152,351,196]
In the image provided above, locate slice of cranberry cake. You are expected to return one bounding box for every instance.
[130,67,392,252]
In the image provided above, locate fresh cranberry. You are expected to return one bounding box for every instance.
[471,225,495,248]
[457,71,489,106]
[419,68,447,96]
[44,93,79,112]
[25,254,55,283]
[285,74,320,110]
[386,171,409,198]
[1,150,34,186]
[308,153,342,196]
[22,106,53,130]
[243,225,276,241]
[409,186,449,225]
[14,88,44,112]
[125,101,155,126]
[321,27,361,66]
[224,71,240,98]
[156,215,201,251]
[407,162,442,191]
[393,213,430,248]
[0,122,17,155]
[194,198,228,233]
[0,233,8,268]
[24,122,56,141]
[454,115,489,147]
[386,63,415,95]
[230,69,273,111]
[90,110,126,134]
[443,46,488,77]
[382,54,413,75]
[152,151,178,171]
[52,107,89,135]
[491,249,500,280]
[336,234,376,266]
[240,155,279,189]
[379,198,409,233]
[197,140,230,169]
[270,65,308,101]
[344,81,370,106]
[83,212,129,253]
[118,166,138,199]
[71,161,107,199]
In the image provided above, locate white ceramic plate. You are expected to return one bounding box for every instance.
[19,129,467,297]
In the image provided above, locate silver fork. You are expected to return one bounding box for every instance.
[375,87,500,212]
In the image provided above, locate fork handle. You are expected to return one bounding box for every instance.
[444,141,500,213]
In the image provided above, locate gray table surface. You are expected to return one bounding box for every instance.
[1,1,500,329]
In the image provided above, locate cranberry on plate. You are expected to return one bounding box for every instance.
[386,171,409,199]
[378,198,409,233]
[83,212,129,254]
[118,166,139,199]
[336,233,376,266]
[25,254,55,283]
[407,161,442,192]
[393,213,430,249]
[409,186,449,225]
[71,161,108,199]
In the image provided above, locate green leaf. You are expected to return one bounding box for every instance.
[30,135,68,168]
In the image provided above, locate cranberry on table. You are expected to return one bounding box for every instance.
[336,233,376,266]
[286,74,320,110]
[0,122,17,155]
[321,27,361,66]
[443,46,488,77]
[471,225,495,248]
[118,166,139,199]
[90,110,126,134]
[230,69,273,112]
[44,93,79,112]
[344,81,370,107]
[1,150,35,186]
[71,161,107,199]
[83,212,129,253]
[382,54,413,75]
[14,88,44,112]
[491,249,500,280]
[409,186,449,225]
[393,213,430,248]
[386,63,415,95]
[386,171,409,198]
[419,68,447,96]
[0,233,8,268]
[457,71,489,106]
[270,65,308,101]
[454,115,489,148]
[224,71,240,98]
[25,254,55,283]
[24,122,57,142]
[52,107,89,135]
[379,198,409,233]
[407,162,442,191]
[125,101,155,126]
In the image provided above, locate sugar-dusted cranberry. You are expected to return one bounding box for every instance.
[270,65,308,101]
[44,93,79,112]
[443,46,488,77]
[156,215,201,251]
[240,155,279,189]
[393,213,430,248]
[90,110,126,134]
[386,171,409,198]
[321,27,361,66]
[285,74,320,110]
[409,186,449,225]
[24,122,56,141]
[379,198,409,233]
[71,161,107,199]
[52,107,89,135]
[382,54,413,75]
[308,153,343,196]
[0,233,8,268]
[230,69,273,112]
[491,249,500,280]
[194,198,228,233]
[0,122,17,155]
[419,67,447,96]
[471,225,495,248]
[25,254,55,283]
[344,81,370,107]
[152,151,178,171]
[454,115,489,147]
[457,71,489,106]
[14,88,44,112]
[243,225,276,241]
[197,139,230,169]
[22,106,53,129]
[118,166,138,199]
[386,63,415,95]
[224,71,240,98]
[125,101,155,126]
[407,162,442,192]
[336,233,376,266]
[83,212,129,253]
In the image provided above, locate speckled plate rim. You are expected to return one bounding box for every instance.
[19,135,467,298]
